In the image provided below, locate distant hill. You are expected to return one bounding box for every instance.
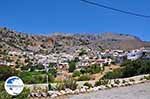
[0,27,150,55]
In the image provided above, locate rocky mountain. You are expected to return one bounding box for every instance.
[0,27,54,54]
[0,27,150,55]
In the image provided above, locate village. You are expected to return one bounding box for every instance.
[1,47,150,79]
[0,46,150,98]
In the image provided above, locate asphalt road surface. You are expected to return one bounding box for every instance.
[68,82,150,99]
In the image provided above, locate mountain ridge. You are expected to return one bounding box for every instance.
[0,27,150,55]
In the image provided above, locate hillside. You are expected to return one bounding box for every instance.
[0,27,150,55]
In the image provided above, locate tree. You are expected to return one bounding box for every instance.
[68,60,76,72]
[0,66,19,81]
[103,59,150,79]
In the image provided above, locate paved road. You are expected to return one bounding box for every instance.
[68,82,150,99]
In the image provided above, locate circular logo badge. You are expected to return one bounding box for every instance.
[4,76,24,96]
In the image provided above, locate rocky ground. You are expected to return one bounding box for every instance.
[68,82,150,99]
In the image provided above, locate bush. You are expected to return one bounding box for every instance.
[80,64,102,75]
[103,59,150,79]
[49,68,57,77]
[56,78,78,90]
[68,60,76,72]
[18,71,54,84]
[95,79,109,86]
[0,91,12,99]
[64,78,78,90]
[72,70,81,77]
[48,74,55,83]
[0,66,19,81]
[121,59,150,77]
[80,69,86,74]
[0,82,12,99]
[78,75,90,81]
[0,82,30,99]
[83,82,93,88]
[16,88,30,99]
[48,83,53,90]
[56,82,65,91]
[87,64,102,74]
[103,69,122,79]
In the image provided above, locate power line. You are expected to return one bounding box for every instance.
[80,0,150,18]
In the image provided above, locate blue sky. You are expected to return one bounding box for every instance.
[0,0,150,41]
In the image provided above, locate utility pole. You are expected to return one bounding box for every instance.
[45,66,49,91]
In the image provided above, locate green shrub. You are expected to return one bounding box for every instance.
[83,82,93,88]
[0,91,12,99]
[49,68,57,77]
[0,82,30,99]
[48,83,55,90]
[80,69,86,74]
[121,59,150,77]
[78,75,90,81]
[56,78,78,90]
[72,70,81,77]
[18,71,54,84]
[64,78,78,90]
[0,82,12,99]
[104,59,150,79]
[88,64,102,74]
[56,83,65,91]
[16,88,30,99]
[48,74,55,83]
[103,69,122,79]
[68,60,76,72]
[95,79,109,86]
[80,64,102,74]
[0,66,19,81]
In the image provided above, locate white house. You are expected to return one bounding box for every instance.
[127,50,143,60]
